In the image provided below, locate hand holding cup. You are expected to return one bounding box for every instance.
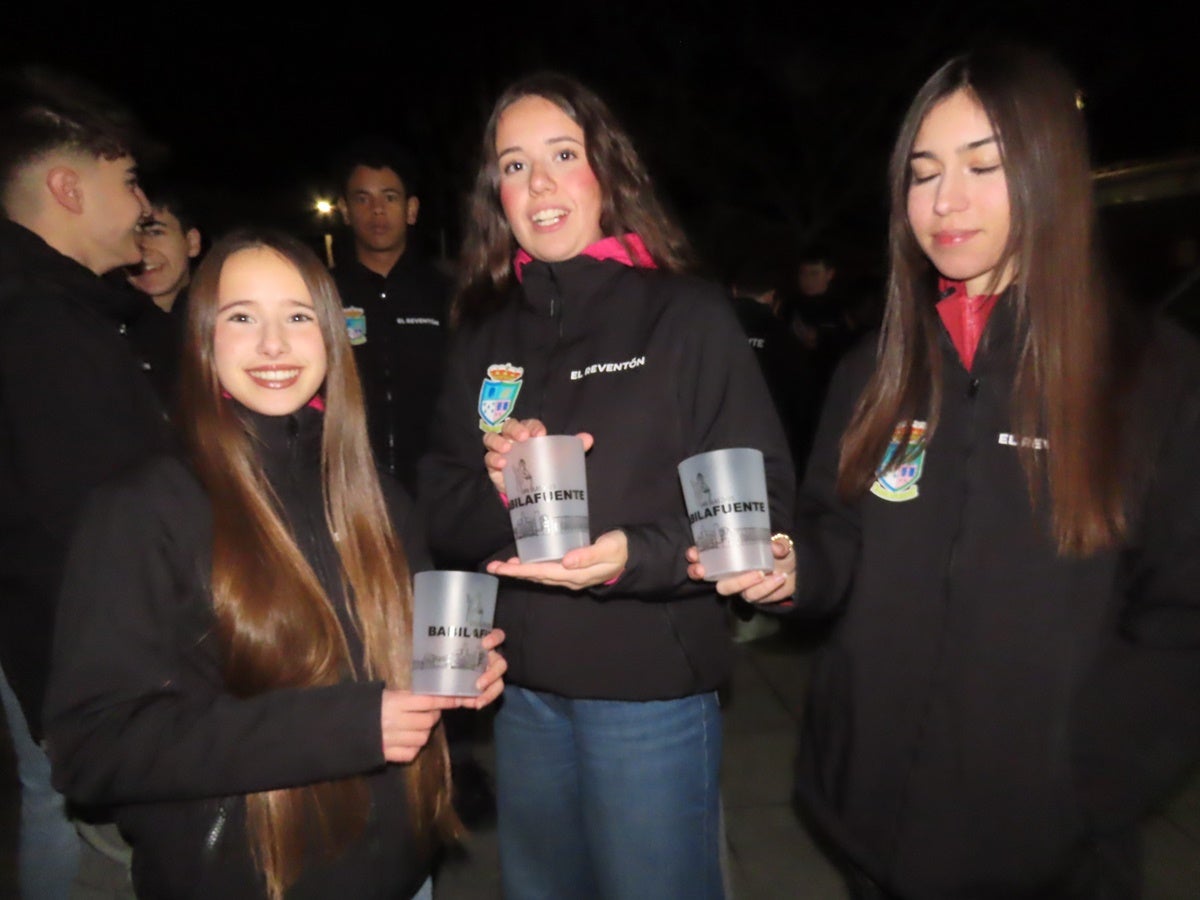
[678,448,775,580]
[487,529,628,590]
[686,534,796,603]
[412,572,500,697]
[483,418,594,494]
[379,691,459,763]
[383,626,507,762]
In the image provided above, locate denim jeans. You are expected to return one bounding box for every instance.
[0,663,81,899]
[494,685,724,900]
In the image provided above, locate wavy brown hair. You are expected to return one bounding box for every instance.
[455,72,691,323]
[838,45,1130,556]
[179,230,460,898]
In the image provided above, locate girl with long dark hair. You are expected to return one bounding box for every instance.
[45,230,506,899]
[694,45,1200,898]
[422,74,794,899]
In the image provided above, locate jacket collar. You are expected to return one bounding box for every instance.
[341,248,417,284]
[513,234,655,284]
[936,277,1002,372]
[0,218,146,324]
[936,281,1020,376]
[516,234,656,321]
[233,399,325,479]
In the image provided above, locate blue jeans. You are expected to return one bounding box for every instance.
[494,686,724,900]
[0,663,81,899]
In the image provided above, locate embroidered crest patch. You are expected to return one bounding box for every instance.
[478,363,524,433]
[344,306,367,346]
[870,420,927,503]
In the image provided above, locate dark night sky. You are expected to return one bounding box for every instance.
[6,1,1199,271]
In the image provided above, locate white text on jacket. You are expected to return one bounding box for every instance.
[570,355,647,381]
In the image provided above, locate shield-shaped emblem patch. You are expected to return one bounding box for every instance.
[478,363,525,433]
[870,420,927,502]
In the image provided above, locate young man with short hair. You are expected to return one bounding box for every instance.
[126,187,203,404]
[128,191,200,315]
[0,67,170,898]
[333,140,497,824]
[332,138,449,493]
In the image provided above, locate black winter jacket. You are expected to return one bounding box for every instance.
[45,406,433,899]
[421,248,794,700]
[0,219,169,736]
[334,254,449,494]
[791,301,1200,898]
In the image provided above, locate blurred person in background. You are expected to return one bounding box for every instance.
[126,183,203,405]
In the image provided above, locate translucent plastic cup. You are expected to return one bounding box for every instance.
[678,448,774,580]
[501,435,590,563]
[411,571,498,697]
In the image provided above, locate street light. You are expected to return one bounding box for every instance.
[313,198,336,266]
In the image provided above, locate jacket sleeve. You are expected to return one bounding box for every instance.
[783,337,869,617]
[595,286,796,598]
[379,472,433,575]
[1,291,166,735]
[1073,344,1200,829]
[44,465,388,807]
[419,332,517,569]
[0,289,163,545]
[596,520,704,598]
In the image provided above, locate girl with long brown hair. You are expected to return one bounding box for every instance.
[422,73,794,899]
[45,230,506,899]
[692,45,1200,897]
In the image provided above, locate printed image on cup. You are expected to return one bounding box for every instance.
[411,571,498,697]
[501,435,590,563]
[678,448,774,581]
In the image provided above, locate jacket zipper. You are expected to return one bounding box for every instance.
[544,266,566,414]
[548,266,564,341]
[202,799,230,860]
[888,363,980,876]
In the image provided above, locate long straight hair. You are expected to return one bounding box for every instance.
[179,230,461,898]
[455,72,691,323]
[838,45,1130,556]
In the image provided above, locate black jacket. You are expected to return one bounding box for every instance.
[421,250,794,700]
[45,406,433,899]
[333,254,449,493]
[126,285,188,409]
[0,219,170,736]
[732,295,819,465]
[791,301,1200,897]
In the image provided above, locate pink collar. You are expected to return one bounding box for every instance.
[935,278,1000,372]
[513,234,656,283]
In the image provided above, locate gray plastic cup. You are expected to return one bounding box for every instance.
[411,571,498,697]
[678,448,774,580]
[501,435,590,563]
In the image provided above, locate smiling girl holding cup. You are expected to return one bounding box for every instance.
[423,75,794,899]
[46,231,507,899]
